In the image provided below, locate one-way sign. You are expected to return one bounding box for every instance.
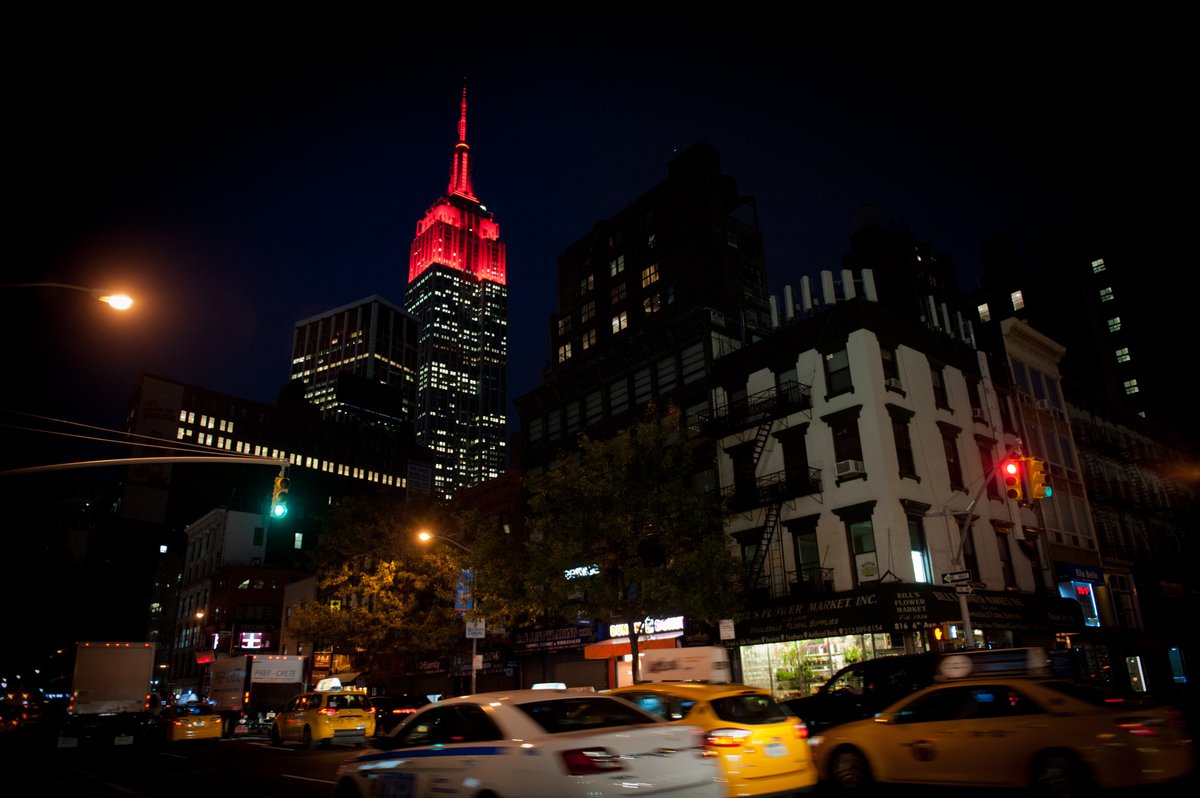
[942,570,972,584]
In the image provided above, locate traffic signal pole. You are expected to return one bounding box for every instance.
[929,441,1026,648]
[2,454,289,477]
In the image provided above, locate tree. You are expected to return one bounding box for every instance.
[500,404,739,683]
[286,492,482,676]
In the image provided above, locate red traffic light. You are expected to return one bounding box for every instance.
[1001,458,1024,501]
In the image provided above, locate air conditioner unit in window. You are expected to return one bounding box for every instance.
[972,407,986,420]
[885,377,903,390]
[835,459,865,477]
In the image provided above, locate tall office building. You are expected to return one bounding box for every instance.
[290,295,420,430]
[405,86,507,499]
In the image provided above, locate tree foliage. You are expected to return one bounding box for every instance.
[492,404,738,681]
[286,492,487,674]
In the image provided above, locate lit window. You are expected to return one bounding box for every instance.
[557,316,570,336]
[611,283,626,303]
[580,274,594,294]
[581,301,596,322]
[1100,287,1114,302]
[641,264,659,288]
[1091,258,1106,273]
[643,294,662,314]
[1107,317,1122,332]
[557,343,572,362]
[1123,379,1139,395]
[612,311,628,334]
[178,410,187,422]
[1010,290,1025,310]
[609,255,625,276]
[582,329,597,350]
[294,533,303,550]
[1115,347,1131,363]
[977,303,991,322]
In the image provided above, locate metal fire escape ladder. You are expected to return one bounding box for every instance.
[752,419,772,468]
[744,417,785,595]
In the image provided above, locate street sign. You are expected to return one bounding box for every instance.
[955,585,973,595]
[942,570,972,584]
[466,619,485,639]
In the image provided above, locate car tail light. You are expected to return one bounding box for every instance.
[793,722,809,741]
[561,747,626,775]
[392,708,418,715]
[705,727,752,748]
[319,708,338,716]
[1117,718,1160,737]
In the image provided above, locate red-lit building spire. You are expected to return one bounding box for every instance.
[447,81,475,200]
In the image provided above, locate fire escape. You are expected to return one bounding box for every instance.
[703,380,820,599]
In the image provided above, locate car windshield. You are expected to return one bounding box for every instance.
[710,693,788,724]
[516,696,660,733]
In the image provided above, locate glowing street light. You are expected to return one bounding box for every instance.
[3,282,134,310]
[417,530,480,694]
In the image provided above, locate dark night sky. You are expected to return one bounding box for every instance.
[1,16,1187,674]
[9,16,1181,447]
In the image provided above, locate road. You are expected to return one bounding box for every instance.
[0,730,358,797]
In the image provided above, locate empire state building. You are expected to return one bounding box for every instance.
[405,86,507,498]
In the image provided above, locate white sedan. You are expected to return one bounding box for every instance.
[333,688,725,798]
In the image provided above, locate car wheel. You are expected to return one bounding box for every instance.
[269,726,283,747]
[302,727,315,749]
[829,746,873,793]
[1032,751,1089,798]
[333,779,363,798]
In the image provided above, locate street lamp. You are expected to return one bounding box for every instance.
[2,282,133,310]
[417,530,481,694]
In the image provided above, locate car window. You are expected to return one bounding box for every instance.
[397,705,502,745]
[827,665,867,694]
[960,685,1042,719]
[710,693,788,724]
[517,696,660,733]
[893,687,975,724]
[619,691,695,721]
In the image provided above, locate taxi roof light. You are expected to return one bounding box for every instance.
[934,647,1051,681]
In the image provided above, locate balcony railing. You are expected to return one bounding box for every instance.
[723,466,822,511]
[704,380,811,435]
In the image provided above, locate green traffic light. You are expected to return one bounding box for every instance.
[272,503,288,518]
[1044,486,1053,498]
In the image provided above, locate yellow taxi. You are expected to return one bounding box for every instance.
[810,648,1195,795]
[270,679,375,749]
[609,680,818,796]
[159,703,223,743]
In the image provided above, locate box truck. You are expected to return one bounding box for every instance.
[58,641,157,747]
[208,654,306,735]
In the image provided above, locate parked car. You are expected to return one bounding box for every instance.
[271,686,375,748]
[784,653,940,735]
[333,687,724,798]
[609,681,818,796]
[156,703,223,743]
[809,663,1195,795]
[784,647,1051,735]
[370,694,431,735]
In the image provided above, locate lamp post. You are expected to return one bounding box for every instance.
[417,531,481,694]
[2,282,134,310]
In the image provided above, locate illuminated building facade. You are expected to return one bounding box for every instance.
[290,295,420,430]
[405,87,507,498]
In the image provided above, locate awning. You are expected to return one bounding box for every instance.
[584,632,683,660]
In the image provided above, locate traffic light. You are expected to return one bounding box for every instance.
[1001,458,1024,501]
[271,474,290,518]
[1028,458,1051,499]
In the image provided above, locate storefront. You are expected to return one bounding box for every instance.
[733,582,1084,698]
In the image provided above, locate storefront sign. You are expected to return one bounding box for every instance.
[735,582,1083,645]
[513,624,596,653]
